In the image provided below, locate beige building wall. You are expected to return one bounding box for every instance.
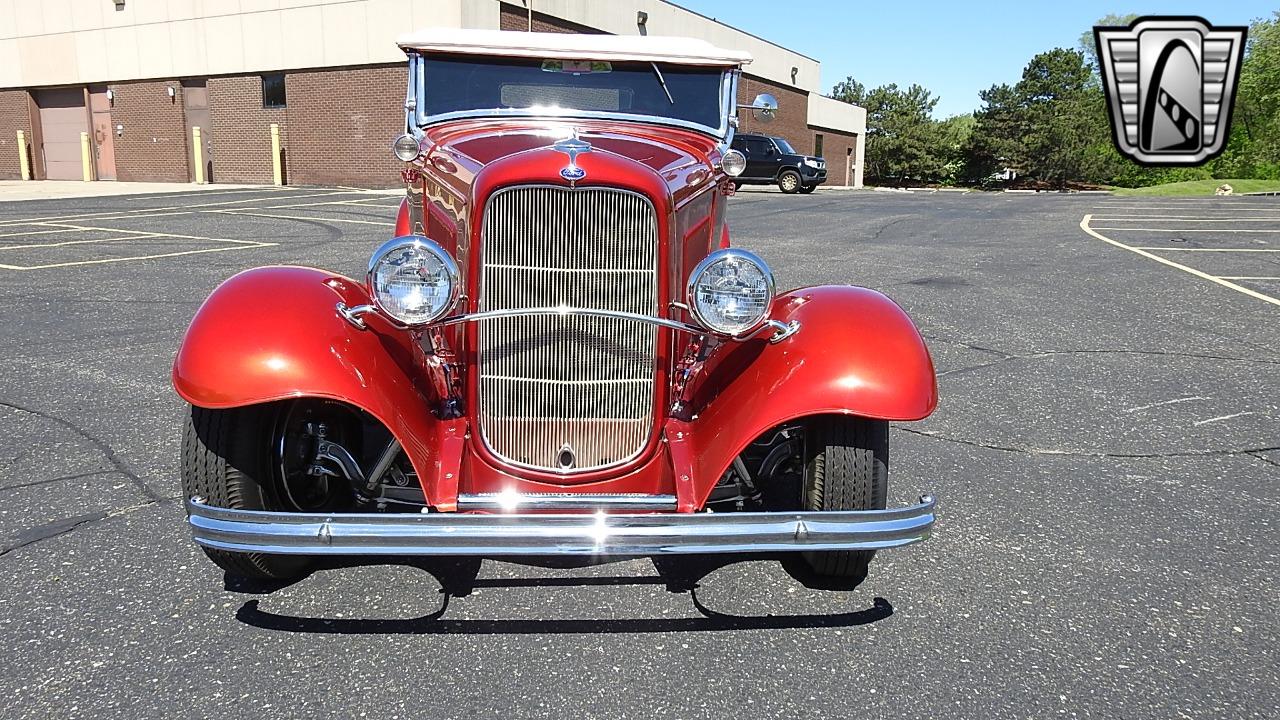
[0,0,866,184]
[0,0,484,88]
[0,1,837,109]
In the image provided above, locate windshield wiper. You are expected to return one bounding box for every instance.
[651,62,675,105]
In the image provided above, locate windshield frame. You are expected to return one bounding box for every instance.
[405,52,739,140]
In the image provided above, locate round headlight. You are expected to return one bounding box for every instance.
[686,249,775,335]
[392,133,421,162]
[721,149,747,177]
[368,236,459,325]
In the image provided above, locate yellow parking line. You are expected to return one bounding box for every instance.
[32,223,268,246]
[1080,214,1280,307]
[0,232,156,251]
[259,198,400,209]
[0,190,359,228]
[208,209,394,227]
[0,225,88,239]
[1090,227,1280,233]
[0,243,278,271]
[30,222,270,244]
[1090,216,1280,222]
[1131,247,1280,252]
[1218,276,1280,280]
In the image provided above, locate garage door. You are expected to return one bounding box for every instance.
[36,89,88,180]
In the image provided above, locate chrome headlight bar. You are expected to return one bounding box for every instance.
[342,242,797,343]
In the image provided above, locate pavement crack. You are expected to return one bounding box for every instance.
[0,495,182,558]
[895,426,1280,461]
[935,347,1280,379]
[920,333,1014,359]
[0,469,119,494]
[867,217,909,242]
[0,400,165,502]
[1246,451,1280,469]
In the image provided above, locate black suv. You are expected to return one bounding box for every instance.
[730,133,826,193]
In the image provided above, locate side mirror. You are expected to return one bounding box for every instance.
[743,93,778,124]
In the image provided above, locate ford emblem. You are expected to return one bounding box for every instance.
[560,165,586,181]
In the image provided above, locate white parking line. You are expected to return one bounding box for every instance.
[1218,276,1280,280]
[1080,214,1280,307]
[1192,411,1255,426]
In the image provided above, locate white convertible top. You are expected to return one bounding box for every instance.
[397,28,752,66]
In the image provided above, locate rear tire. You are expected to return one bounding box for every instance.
[801,415,888,579]
[778,170,802,194]
[182,404,313,581]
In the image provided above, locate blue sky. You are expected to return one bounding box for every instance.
[676,1,1277,117]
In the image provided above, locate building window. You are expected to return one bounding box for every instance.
[262,74,286,108]
[814,133,824,158]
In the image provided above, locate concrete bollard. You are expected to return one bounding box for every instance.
[17,130,31,180]
[80,131,93,181]
[270,123,283,186]
[192,126,205,184]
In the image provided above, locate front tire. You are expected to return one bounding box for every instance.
[182,401,360,580]
[778,170,802,194]
[801,415,888,580]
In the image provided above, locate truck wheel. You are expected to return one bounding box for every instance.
[182,401,357,580]
[798,184,816,194]
[801,415,888,579]
[777,170,801,193]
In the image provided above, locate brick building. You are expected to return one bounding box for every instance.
[0,0,866,188]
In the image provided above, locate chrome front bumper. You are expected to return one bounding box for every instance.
[186,495,936,556]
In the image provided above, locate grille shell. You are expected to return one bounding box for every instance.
[477,186,660,474]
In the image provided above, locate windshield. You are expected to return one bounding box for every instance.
[773,138,797,154]
[419,54,727,132]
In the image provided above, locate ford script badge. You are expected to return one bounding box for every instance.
[560,165,587,181]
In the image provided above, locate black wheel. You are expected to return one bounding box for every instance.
[798,184,817,194]
[777,170,802,194]
[182,400,360,580]
[732,181,743,191]
[801,415,888,580]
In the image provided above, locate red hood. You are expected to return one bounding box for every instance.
[419,118,724,207]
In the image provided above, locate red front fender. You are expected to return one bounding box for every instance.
[679,285,937,506]
[171,266,450,503]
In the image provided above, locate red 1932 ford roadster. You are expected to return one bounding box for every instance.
[175,29,938,583]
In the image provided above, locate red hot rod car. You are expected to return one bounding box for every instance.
[175,29,938,582]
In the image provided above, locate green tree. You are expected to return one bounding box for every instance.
[1228,11,1280,178]
[829,77,945,183]
[934,114,976,184]
[966,49,1118,187]
[1078,13,1139,72]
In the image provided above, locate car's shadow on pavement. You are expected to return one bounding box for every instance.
[228,555,894,635]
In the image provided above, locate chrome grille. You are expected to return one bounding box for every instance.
[478,186,659,473]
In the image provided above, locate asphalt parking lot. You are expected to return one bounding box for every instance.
[0,186,1276,719]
